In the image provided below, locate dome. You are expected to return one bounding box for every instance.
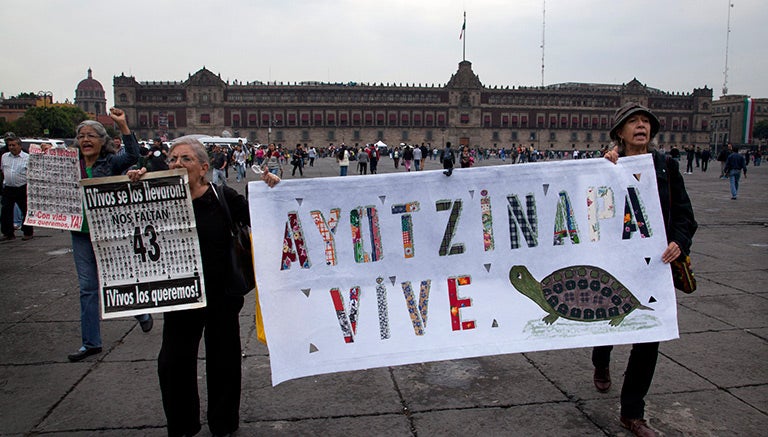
[77,68,104,92]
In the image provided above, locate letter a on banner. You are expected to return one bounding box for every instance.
[281,212,311,270]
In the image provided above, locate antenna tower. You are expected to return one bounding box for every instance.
[541,0,546,87]
[722,1,734,95]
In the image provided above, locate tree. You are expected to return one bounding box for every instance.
[12,115,42,137]
[753,120,768,143]
[23,105,89,138]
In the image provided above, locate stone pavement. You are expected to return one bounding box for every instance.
[1,154,766,436]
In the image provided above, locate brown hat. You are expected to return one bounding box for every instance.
[609,102,660,140]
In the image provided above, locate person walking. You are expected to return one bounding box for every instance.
[700,147,711,172]
[717,144,732,178]
[724,146,747,200]
[596,102,697,437]
[368,144,379,174]
[356,147,369,174]
[413,145,423,171]
[291,144,306,177]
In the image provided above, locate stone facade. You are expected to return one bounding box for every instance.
[711,95,768,149]
[114,61,713,151]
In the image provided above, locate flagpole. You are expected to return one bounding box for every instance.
[462,11,467,61]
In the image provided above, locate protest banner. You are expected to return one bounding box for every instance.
[24,144,84,230]
[248,154,678,385]
[80,169,206,319]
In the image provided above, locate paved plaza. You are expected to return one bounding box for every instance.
[1,154,766,436]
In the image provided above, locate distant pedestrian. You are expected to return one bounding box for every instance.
[700,148,711,172]
[357,147,369,174]
[685,145,694,174]
[308,146,317,167]
[724,146,747,199]
[368,144,379,174]
[413,145,422,171]
[402,144,413,171]
[210,145,227,186]
[717,144,732,178]
[441,142,455,176]
[0,132,33,241]
[337,145,350,176]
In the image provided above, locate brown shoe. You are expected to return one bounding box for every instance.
[621,417,656,437]
[593,366,611,392]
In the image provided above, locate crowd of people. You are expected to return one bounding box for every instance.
[4,100,768,436]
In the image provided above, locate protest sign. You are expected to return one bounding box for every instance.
[80,169,206,319]
[248,155,678,385]
[24,145,84,230]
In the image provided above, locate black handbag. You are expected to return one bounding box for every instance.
[212,184,255,296]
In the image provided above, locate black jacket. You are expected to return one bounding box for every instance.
[652,150,697,255]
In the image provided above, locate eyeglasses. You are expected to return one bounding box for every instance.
[167,155,197,165]
[76,133,101,141]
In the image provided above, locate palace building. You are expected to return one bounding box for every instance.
[113,61,713,150]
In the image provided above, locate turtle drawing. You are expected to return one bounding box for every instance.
[509,265,652,326]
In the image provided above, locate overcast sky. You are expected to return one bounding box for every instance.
[2,0,765,108]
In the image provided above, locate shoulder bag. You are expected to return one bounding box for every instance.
[211,184,256,296]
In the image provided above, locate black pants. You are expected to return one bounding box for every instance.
[592,342,659,420]
[292,162,303,176]
[1,185,32,238]
[686,160,693,173]
[158,296,244,437]
[370,159,378,174]
[702,160,709,172]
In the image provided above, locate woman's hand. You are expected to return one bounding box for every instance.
[109,107,131,134]
[261,171,280,188]
[126,167,147,182]
[604,145,619,164]
[661,241,681,264]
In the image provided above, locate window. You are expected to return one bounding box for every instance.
[550,132,557,141]
[200,113,211,124]
[502,115,509,127]
[426,113,434,126]
[364,113,373,126]
[248,114,258,126]
[511,115,518,127]
[168,115,175,129]
[314,114,323,126]
[353,130,360,140]
[340,113,348,126]
[139,114,148,127]
[572,117,579,127]
[511,131,518,141]
[376,113,385,126]
[232,114,240,128]
[288,114,297,126]
[437,114,446,126]
[119,93,128,103]
[483,115,491,127]
[328,130,335,141]
[586,132,592,141]
[302,130,310,141]
[262,114,270,126]
[425,130,433,141]
[529,132,536,140]
[492,131,500,141]
[402,130,409,140]
[389,113,397,126]
[401,114,409,126]
[327,113,335,126]
[570,132,578,141]
[413,114,422,126]
[301,113,310,126]
[460,114,470,124]
[549,116,557,128]
[353,113,361,126]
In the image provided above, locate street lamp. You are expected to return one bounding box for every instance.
[37,91,53,137]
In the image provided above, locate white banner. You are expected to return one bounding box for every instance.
[80,169,206,319]
[24,145,84,230]
[248,155,677,385]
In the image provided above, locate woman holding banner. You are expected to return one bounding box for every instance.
[66,108,155,362]
[154,136,278,437]
[594,102,697,437]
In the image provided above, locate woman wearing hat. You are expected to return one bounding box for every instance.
[594,102,697,437]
